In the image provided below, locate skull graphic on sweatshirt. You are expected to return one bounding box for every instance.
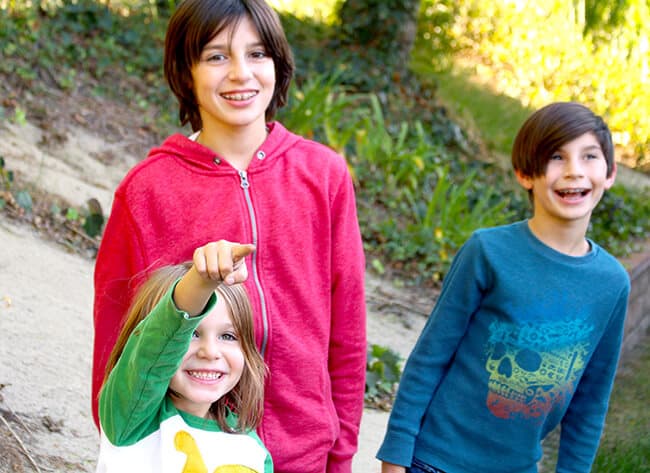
[484,319,593,420]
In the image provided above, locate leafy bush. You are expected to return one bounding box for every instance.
[0,1,174,133]
[590,184,650,256]
[366,344,402,410]
[348,95,516,282]
[276,70,369,154]
[417,0,650,169]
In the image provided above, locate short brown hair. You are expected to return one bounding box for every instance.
[512,102,615,178]
[164,0,294,131]
[102,263,266,432]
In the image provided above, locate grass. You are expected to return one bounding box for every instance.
[411,58,534,161]
[539,338,650,472]
[592,340,650,472]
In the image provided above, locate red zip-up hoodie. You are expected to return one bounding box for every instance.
[92,122,366,473]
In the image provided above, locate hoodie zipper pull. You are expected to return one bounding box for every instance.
[238,170,250,189]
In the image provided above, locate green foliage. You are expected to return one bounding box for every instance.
[269,0,339,23]
[65,207,80,221]
[0,156,14,191]
[277,70,368,154]
[590,341,650,472]
[347,94,515,282]
[365,344,402,410]
[14,190,33,212]
[583,0,635,35]
[589,184,650,256]
[407,165,513,278]
[417,0,650,168]
[592,442,650,473]
[0,1,174,134]
[333,0,421,91]
[336,0,419,46]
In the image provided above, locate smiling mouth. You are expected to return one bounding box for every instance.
[187,370,224,381]
[221,91,257,101]
[556,188,590,198]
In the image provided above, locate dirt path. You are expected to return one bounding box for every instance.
[0,118,431,472]
[0,219,97,472]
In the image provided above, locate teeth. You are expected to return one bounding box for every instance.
[188,370,223,380]
[222,92,257,101]
[558,188,587,196]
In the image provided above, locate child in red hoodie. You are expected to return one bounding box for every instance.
[92,1,366,472]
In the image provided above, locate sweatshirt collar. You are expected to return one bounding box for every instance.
[150,121,300,173]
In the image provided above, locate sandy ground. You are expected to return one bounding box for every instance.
[0,119,431,472]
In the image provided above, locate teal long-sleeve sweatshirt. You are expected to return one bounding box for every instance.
[377,220,630,473]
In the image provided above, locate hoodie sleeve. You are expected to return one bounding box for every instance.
[326,164,367,473]
[92,188,149,429]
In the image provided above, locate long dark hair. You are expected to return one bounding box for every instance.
[164,0,294,131]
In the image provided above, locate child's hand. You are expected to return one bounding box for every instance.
[173,241,256,316]
[193,240,256,285]
[381,462,406,473]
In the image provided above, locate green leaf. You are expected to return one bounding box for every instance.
[15,190,33,212]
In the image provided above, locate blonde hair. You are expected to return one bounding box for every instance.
[102,263,266,432]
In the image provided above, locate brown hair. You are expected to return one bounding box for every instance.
[511,102,615,179]
[164,0,294,131]
[102,263,266,432]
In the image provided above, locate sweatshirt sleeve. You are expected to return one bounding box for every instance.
[326,165,367,473]
[376,234,490,466]
[99,284,216,445]
[556,284,629,473]
[92,190,149,429]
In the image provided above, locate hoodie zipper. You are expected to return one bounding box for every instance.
[238,169,269,358]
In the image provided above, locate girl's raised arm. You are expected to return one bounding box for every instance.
[173,241,255,316]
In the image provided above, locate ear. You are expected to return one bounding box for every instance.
[604,161,617,190]
[515,170,534,190]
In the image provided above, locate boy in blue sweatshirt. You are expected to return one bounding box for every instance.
[377,102,630,473]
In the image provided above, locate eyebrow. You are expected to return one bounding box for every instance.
[202,41,266,51]
[556,144,602,153]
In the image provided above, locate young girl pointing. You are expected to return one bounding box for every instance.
[97,241,273,472]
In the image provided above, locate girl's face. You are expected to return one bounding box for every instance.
[169,296,245,418]
[191,15,275,135]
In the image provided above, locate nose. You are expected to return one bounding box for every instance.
[564,156,584,178]
[228,56,252,81]
[197,338,222,360]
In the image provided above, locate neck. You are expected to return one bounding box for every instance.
[526,217,590,256]
[197,122,268,171]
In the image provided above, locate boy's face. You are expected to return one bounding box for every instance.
[515,131,616,230]
[190,16,276,134]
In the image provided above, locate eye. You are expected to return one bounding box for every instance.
[220,332,238,342]
[585,153,599,160]
[250,49,268,60]
[191,330,200,340]
[549,153,563,161]
[204,52,227,63]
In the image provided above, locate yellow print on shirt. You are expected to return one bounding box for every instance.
[175,430,258,473]
[484,319,593,420]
